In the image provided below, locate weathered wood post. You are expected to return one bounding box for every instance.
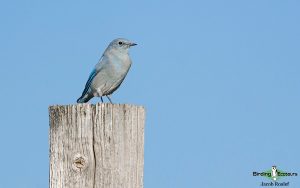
[49,103,145,188]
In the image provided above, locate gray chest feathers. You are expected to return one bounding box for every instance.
[92,53,132,96]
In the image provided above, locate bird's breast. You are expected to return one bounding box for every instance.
[110,54,132,75]
[90,52,132,96]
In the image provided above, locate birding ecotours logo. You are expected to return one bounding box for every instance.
[271,166,278,181]
[252,166,298,186]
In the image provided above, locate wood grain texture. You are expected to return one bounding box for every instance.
[49,103,145,188]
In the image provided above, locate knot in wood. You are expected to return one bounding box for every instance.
[72,153,88,172]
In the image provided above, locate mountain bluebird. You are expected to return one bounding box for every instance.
[77,38,137,103]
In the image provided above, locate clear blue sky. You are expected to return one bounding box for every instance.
[0,0,299,187]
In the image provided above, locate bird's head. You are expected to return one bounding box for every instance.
[108,38,137,53]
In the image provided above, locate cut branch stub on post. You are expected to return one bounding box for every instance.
[49,103,145,188]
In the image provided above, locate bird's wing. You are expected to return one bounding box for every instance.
[80,56,107,97]
[80,68,97,97]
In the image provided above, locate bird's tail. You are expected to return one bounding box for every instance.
[77,94,93,103]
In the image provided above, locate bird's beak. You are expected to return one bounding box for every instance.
[130,43,137,46]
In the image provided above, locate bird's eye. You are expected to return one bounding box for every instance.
[118,41,123,45]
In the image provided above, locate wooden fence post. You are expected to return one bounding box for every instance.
[49,103,145,188]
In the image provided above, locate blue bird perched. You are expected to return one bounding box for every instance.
[77,38,137,103]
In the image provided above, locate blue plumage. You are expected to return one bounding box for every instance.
[77,38,137,103]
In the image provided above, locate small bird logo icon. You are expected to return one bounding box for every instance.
[271,166,278,181]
